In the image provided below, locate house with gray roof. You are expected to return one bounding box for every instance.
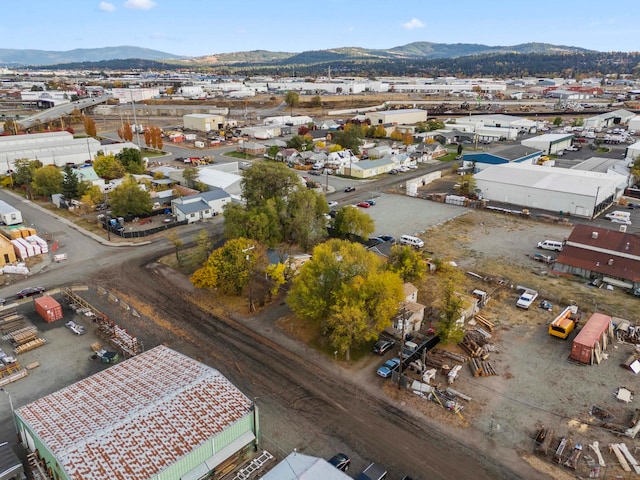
[171,188,231,223]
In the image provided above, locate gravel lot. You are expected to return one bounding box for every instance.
[3,191,640,479]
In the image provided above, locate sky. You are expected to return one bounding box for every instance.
[0,0,638,57]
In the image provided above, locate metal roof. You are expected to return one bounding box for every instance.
[555,225,640,283]
[489,144,541,161]
[474,163,621,197]
[16,345,252,480]
[261,453,352,480]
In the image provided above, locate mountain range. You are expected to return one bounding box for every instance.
[0,42,593,67]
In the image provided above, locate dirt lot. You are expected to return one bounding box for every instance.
[381,207,640,478]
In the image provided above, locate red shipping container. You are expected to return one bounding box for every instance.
[570,313,612,364]
[34,296,63,323]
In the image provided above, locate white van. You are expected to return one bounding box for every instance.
[399,235,424,249]
[605,211,632,224]
[537,240,563,252]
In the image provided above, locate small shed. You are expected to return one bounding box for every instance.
[570,313,613,364]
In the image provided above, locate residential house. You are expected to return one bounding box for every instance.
[391,283,426,334]
[237,141,267,156]
[327,150,358,172]
[307,129,332,143]
[73,166,106,191]
[171,188,231,223]
[409,142,447,163]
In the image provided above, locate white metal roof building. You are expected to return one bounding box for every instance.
[474,163,624,218]
[365,109,428,126]
[0,131,138,169]
[521,133,574,155]
[14,346,258,480]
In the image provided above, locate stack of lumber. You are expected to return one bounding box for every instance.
[6,326,38,346]
[0,312,27,336]
[469,358,498,377]
[14,338,47,354]
[474,314,494,332]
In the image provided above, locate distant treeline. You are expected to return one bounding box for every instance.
[37,51,640,79]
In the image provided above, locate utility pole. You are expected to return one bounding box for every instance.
[397,304,410,390]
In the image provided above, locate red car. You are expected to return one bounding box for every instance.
[356,202,371,208]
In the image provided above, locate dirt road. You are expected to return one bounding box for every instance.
[94,252,542,480]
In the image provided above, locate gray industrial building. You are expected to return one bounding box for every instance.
[474,163,624,218]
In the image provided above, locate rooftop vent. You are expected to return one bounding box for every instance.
[592,232,599,239]
[608,259,614,266]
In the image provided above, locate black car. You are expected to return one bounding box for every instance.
[16,287,45,299]
[344,186,356,192]
[373,339,395,355]
[378,235,395,243]
[328,453,351,472]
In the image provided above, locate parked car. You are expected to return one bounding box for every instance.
[373,339,395,355]
[516,289,538,309]
[0,298,5,306]
[378,235,395,243]
[376,357,400,378]
[328,453,351,472]
[356,202,371,208]
[344,186,356,192]
[327,201,339,209]
[365,199,376,206]
[388,169,398,175]
[17,287,45,299]
[627,203,639,210]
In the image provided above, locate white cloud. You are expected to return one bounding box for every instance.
[124,0,157,10]
[99,1,115,11]
[402,18,425,30]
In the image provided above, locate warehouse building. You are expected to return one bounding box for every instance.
[365,108,428,126]
[554,224,640,290]
[474,163,623,217]
[13,345,259,480]
[521,133,574,155]
[183,113,226,132]
[0,131,138,170]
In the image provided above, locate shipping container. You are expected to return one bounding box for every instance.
[570,313,612,364]
[34,296,63,323]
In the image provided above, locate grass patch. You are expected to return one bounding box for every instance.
[224,151,256,160]
[142,149,166,157]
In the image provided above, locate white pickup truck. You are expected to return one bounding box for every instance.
[516,289,538,309]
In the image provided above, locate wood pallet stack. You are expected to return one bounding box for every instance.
[469,357,498,377]
[14,338,47,355]
[0,313,27,336]
[6,326,39,345]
